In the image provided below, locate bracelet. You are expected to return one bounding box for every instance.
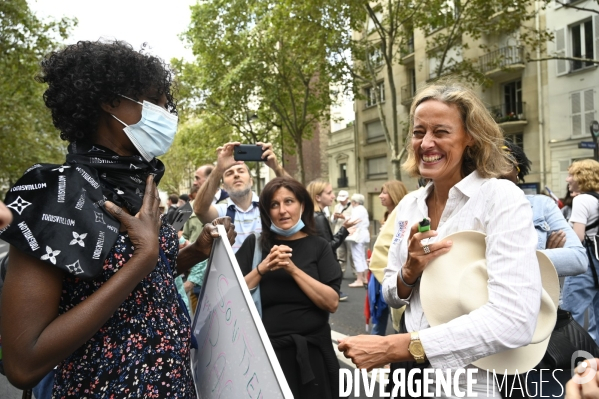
[256,264,264,276]
[399,268,419,288]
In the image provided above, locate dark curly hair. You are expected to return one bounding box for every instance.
[36,40,177,142]
[503,140,531,183]
[258,177,316,253]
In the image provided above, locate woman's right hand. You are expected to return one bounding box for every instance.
[104,174,161,269]
[256,245,293,274]
[343,218,360,229]
[402,221,453,284]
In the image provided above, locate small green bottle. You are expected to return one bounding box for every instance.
[418,218,431,233]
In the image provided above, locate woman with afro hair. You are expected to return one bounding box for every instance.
[0,40,234,398]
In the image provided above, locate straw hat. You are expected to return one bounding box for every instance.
[420,230,559,375]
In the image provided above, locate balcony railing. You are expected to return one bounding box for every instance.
[400,38,415,58]
[401,83,415,105]
[337,177,348,188]
[479,46,524,74]
[487,102,527,124]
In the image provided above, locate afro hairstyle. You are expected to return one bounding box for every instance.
[36,40,177,142]
[503,140,531,182]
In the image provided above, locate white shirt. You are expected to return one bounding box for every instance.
[383,171,541,370]
[331,202,352,233]
[570,193,599,236]
[215,192,261,253]
[348,204,370,243]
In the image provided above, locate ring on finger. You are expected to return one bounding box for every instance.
[423,244,431,254]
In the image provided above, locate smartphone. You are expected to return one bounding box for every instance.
[234,144,265,162]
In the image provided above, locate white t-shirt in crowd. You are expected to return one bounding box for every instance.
[570,193,599,236]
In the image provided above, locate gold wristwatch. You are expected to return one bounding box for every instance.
[408,331,426,364]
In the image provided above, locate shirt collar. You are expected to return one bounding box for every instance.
[452,170,487,198]
[225,191,259,210]
[415,170,487,212]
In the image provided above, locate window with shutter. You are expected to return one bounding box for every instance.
[367,156,388,179]
[366,120,385,143]
[584,89,596,133]
[555,27,567,76]
[571,19,595,71]
[572,92,582,136]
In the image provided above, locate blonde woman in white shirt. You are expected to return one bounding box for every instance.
[338,84,541,397]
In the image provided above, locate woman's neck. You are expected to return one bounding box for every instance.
[317,202,325,213]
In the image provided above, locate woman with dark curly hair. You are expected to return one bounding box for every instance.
[0,40,234,398]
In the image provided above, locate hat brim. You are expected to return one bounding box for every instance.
[420,230,559,374]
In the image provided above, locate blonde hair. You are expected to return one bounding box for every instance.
[306,179,330,213]
[381,180,408,222]
[402,83,511,179]
[569,159,599,192]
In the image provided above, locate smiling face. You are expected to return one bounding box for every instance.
[316,184,335,208]
[379,188,391,209]
[222,164,252,199]
[269,187,303,230]
[566,174,580,195]
[411,100,473,186]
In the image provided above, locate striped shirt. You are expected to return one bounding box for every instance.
[215,192,262,253]
[383,171,541,370]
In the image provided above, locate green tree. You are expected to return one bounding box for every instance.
[0,0,74,192]
[158,112,234,194]
[337,0,422,180]
[178,0,352,184]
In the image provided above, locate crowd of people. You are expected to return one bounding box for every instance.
[2,38,599,399]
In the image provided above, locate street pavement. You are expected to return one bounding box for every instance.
[331,267,395,397]
[330,268,395,337]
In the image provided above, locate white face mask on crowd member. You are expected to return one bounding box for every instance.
[112,94,178,162]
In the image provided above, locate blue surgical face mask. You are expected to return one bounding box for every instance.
[270,206,305,237]
[112,94,178,162]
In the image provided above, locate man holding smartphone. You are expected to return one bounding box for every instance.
[193,141,289,253]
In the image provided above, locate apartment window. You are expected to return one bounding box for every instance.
[365,82,385,107]
[428,0,460,33]
[340,163,347,180]
[571,89,596,137]
[503,80,523,116]
[429,46,463,79]
[365,120,385,143]
[367,156,388,180]
[505,133,524,151]
[337,163,348,188]
[368,45,384,67]
[555,16,599,75]
[571,20,594,71]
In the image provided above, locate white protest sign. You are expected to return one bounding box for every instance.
[191,225,294,399]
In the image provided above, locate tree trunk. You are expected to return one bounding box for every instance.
[255,162,262,194]
[295,137,305,184]
[392,159,401,181]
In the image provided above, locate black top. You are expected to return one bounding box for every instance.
[235,234,342,337]
[314,211,349,256]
